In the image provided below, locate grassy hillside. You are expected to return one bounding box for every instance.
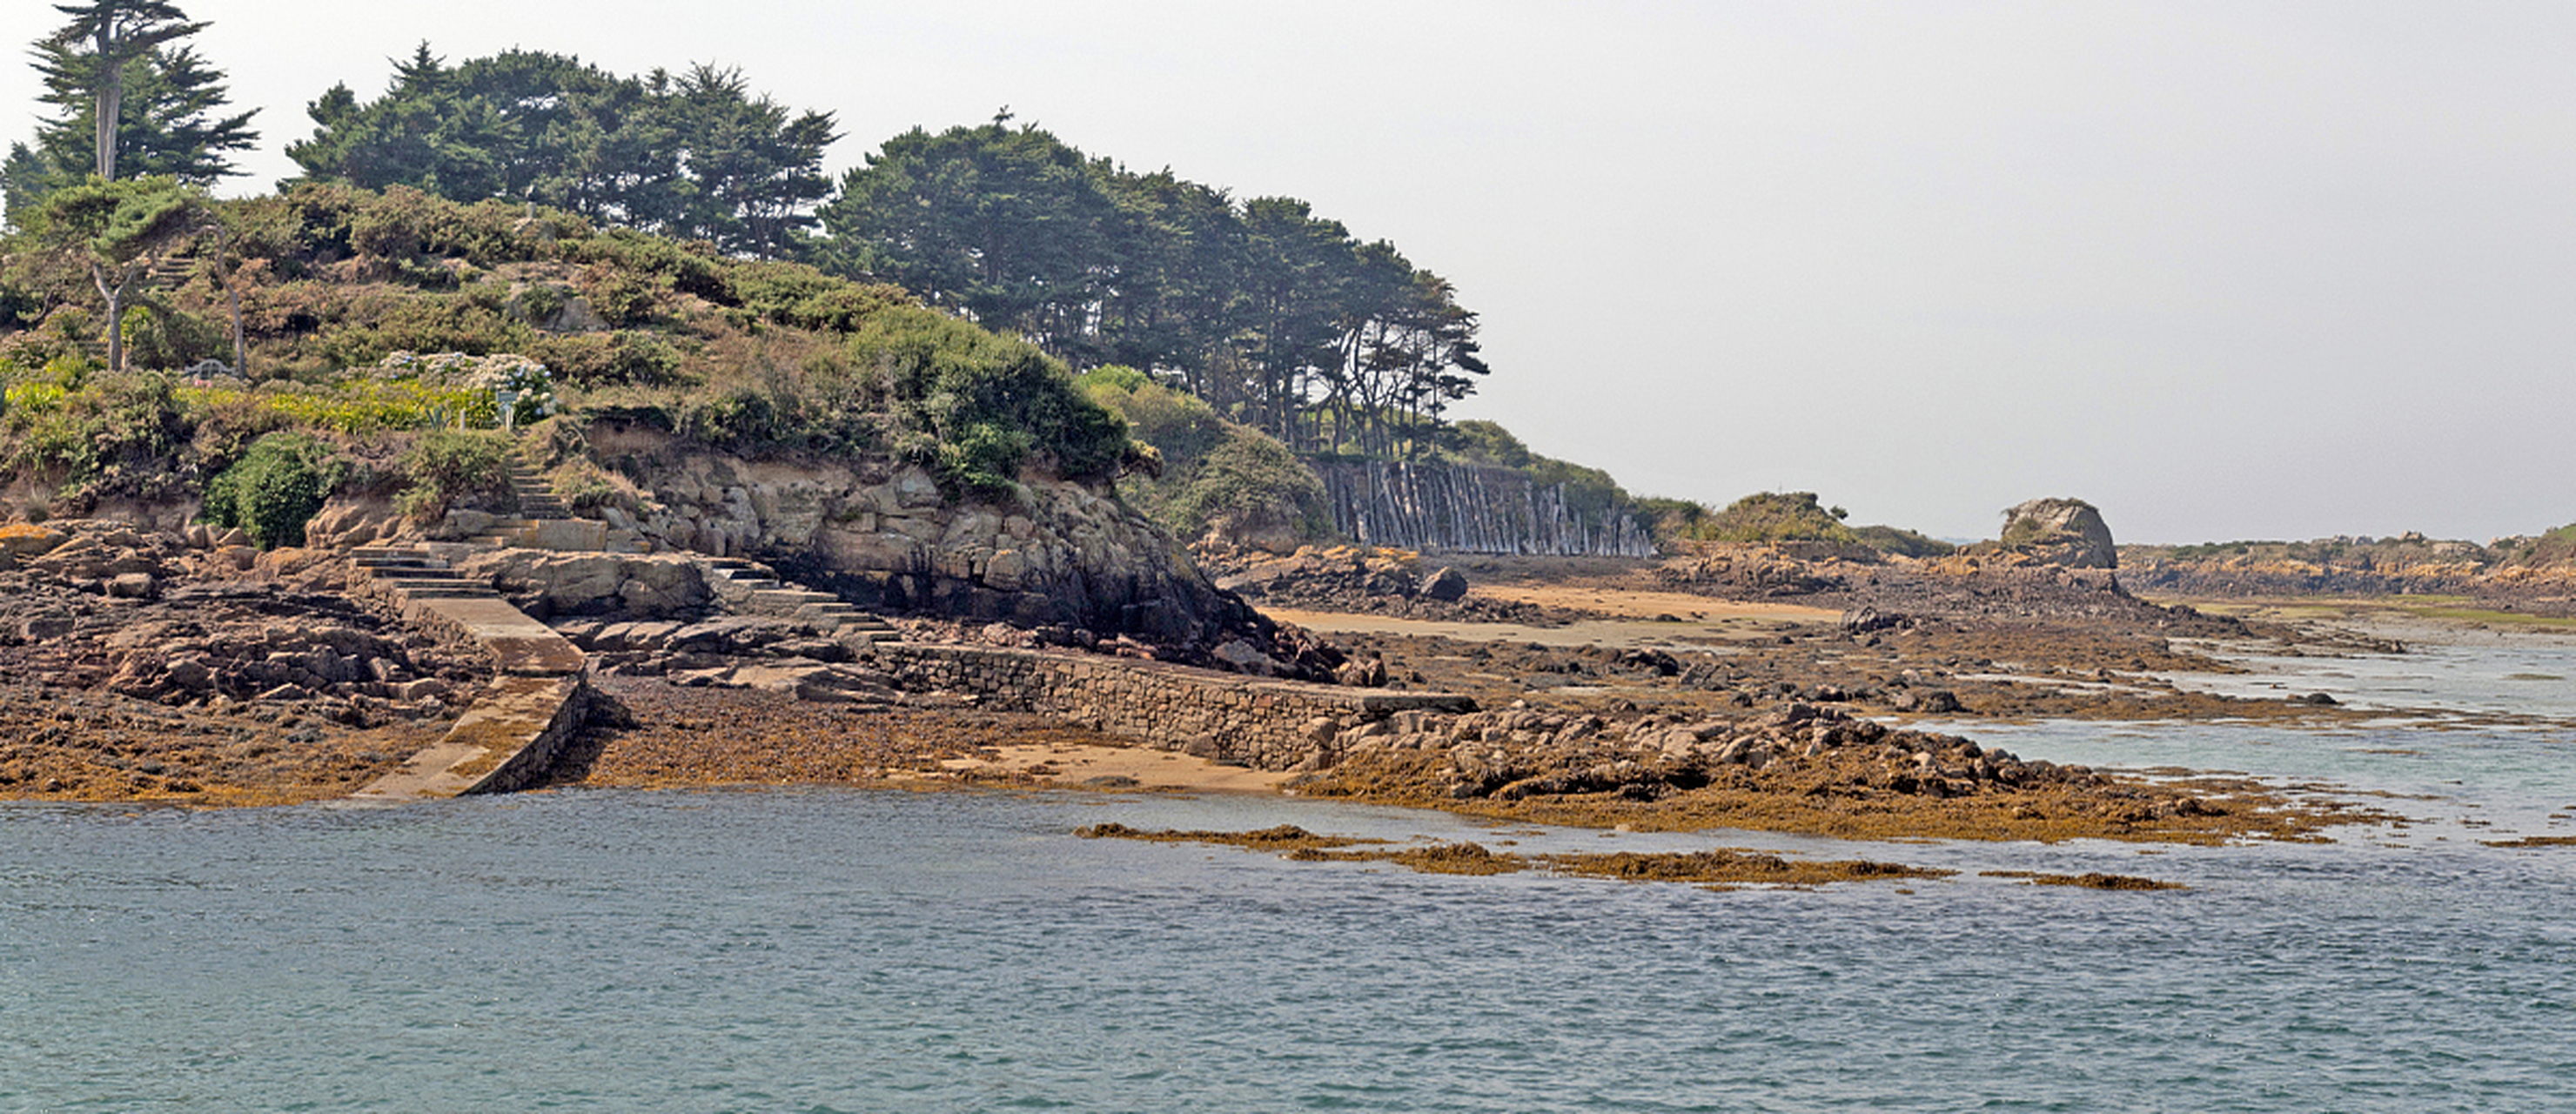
[0,184,1138,534]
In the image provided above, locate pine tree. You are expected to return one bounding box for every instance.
[4,2,256,218]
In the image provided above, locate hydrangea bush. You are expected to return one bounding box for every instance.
[377,351,557,427]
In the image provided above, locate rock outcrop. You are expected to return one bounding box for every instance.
[575,420,1344,680]
[1990,498,2116,568]
[0,520,489,722]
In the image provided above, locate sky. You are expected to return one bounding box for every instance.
[4,0,2571,544]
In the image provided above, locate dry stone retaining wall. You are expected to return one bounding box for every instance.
[874,643,1473,771]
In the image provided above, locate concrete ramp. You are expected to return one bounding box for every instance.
[351,674,587,801]
[351,547,592,802]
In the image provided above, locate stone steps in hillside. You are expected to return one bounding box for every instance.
[506,465,571,520]
[349,546,499,602]
[697,559,896,641]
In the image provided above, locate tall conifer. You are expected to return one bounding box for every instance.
[3,2,256,219]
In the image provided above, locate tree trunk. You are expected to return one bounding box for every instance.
[228,280,245,375]
[91,264,121,372]
[91,259,144,372]
[92,28,121,180]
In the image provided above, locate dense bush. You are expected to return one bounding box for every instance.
[1082,366,1224,473]
[527,330,687,388]
[1703,491,1858,545]
[1444,419,1533,469]
[307,289,528,367]
[1851,524,1955,557]
[117,302,226,371]
[852,306,1130,499]
[395,429,514,520]
[1164,426,1329,542]
[201,432,348,548]
[0,366,188,495]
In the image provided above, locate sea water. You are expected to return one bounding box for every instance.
[7,650,2576,1112]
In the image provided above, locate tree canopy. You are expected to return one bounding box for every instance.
[35,173,198,372]
[822,118,1486,459]
[3,1,255,220]
[288,46,837,260]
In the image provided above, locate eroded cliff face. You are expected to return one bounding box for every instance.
[579,421,1344,676]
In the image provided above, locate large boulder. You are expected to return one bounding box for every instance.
[1419,566,1471,602]
[1994,498,2116,568]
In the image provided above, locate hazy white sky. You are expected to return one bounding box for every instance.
[6,1,2570,543]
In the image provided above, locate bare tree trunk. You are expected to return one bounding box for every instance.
[91,265,122,372]
[92,28,120,179]
[228,279,245,374]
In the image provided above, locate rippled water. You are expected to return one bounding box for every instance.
[8,636,2576,1112]
[6,779,2574,1112]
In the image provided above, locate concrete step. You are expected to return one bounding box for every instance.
[352,554,447,570]
[391,585,500,601]
[365,567,473,583]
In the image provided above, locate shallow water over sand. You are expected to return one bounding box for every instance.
[7,758,2575,1112]
[9,635,2576,1111]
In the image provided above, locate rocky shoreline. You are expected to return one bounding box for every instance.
[0,521,2485,849]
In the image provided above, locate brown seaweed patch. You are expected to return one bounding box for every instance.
[1073,822,1383,852]
[1542,849,1951,886]
[1293,749,2379,846]
[1094,827,1948,887]
[2479,835,2576,848]
[1287,841,1530,876]
[1298,842,1946,885]
[1984,869,2187,890]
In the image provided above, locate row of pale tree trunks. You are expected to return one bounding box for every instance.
[1313,460,1656,558]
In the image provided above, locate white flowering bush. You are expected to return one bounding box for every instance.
[376,351,558,427]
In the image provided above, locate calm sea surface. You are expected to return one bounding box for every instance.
[6,638,2576,1112]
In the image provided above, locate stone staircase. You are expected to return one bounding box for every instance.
[700,557,900,645]
[351,546,500,603]
[143,258,196,291]
[460,453,644,553]
[506,460,571,520]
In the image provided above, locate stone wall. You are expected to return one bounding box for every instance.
[460,675,594,795]
[1313,460,1656,558]
[874,642,1473,771]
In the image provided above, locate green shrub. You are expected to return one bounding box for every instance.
[851,306,1130,498]
[726,260,910,333]
[119,303,225,371]
[941,421,1035,501]
[396,429,513,520]
[1165,425,1328,540]
[201,432,347,548]
[1,369,186,489]
[561,228,728,304]
[1446,419,1533,468]
[1705,491,1859,545]
[308,290,530,367]
[529,331,687,388]
[1851,524,1955,558]
[1084,366,1224,473]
